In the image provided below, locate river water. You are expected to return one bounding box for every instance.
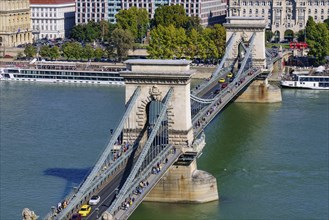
[0,82,328,220]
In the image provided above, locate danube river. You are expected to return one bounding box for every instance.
[0,82,328,220]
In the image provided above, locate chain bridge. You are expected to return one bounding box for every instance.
[44,17,289,220]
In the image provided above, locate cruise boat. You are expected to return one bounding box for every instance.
[0,61,125,85]
[281,72,329,90]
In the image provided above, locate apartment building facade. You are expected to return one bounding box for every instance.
[30,0,75,40]
[228,0,329,41]
[76,0,227,27]
[0,0,32,47]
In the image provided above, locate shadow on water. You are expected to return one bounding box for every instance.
[44,167,91,198]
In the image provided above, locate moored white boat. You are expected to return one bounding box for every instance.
[0,61,125,85]
[281,72,329,90]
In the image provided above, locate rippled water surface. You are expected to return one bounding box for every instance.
[0,82,328,220]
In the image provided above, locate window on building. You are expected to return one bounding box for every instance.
[242,1,246,6]
[243,9,246,14]
[249,9,252,14]
[262,9,265,14]
[308,9,311,13]
[315,16,318,19]
[315,9,318,14]
[256,9,259,14]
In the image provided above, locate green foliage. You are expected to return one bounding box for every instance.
[296,29,306,42]
[153,5,188,29]
[82,44,95,60]
[49,46,60,60]
[62,42,83,60]
[70,20,117,43]
[16,52,24,59]
[265,30,273,42]
[39,45,50,58]
[147,23,226,60]
[147,24,186,59]
[115,7,149,43]
[306,16,329,65]
[94,48,104,60]
[110,28,135,61]
[324,18,329,29]
[24,44,36,58]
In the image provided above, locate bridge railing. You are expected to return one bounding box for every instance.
[48,87,143,220]
[192,67,262,137]
[108,88,174,214]
[111,145,181,220]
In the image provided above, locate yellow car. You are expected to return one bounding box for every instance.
[227,73,233,78]
[78,204,91,217]
[218,78,225,83]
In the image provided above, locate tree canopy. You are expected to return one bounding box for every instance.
[153,5,189,29]
[115,7,149,43]
[147,24,226,60]
[109,28,135,61]
[306,16,329,65]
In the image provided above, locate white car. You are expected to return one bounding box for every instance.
[89,195,100,205]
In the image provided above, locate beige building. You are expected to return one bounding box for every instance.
[0,0,32,48]
[228,0,329,41]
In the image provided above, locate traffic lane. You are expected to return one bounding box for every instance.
[85,168,126,220]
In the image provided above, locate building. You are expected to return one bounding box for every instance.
[30,0,75,40]
[75,0,108,24]
[76,0,227,27]
[228,0,329,41]
[0,0,32,48]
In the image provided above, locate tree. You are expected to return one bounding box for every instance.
[49,46,60,60]
[94,48,104,60]
[70,24,85,41]
[82,44,95,61]
[306,16,329,65]
[153,5,188,29]
[115,7,149,43]
[62,42,83,60]
[147,24,187,59]
[210,24,226,59]
[324,18,329,29]
[39,45,50,58]
[184,28,201,59]
[296,29,306,42]
[200,27,218,62]
[265,30,273,42]
[110,28,134,61]
[24,44,36,58]
[16,52,24,60]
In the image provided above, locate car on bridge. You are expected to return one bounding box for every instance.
[218,78,225,83]
[89,195,101,205]
[214,89,221,94]
[78,204,91,217]
[227,73,233,78]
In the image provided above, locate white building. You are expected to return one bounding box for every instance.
[30,0,75,40]
[76,0,227,27]
[228,0,329,41]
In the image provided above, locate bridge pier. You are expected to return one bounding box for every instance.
[145,158,218,203]
[235,78,282,103]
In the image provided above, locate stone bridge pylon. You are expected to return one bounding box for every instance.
[120,60,219,203]
[224,17,267,68]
